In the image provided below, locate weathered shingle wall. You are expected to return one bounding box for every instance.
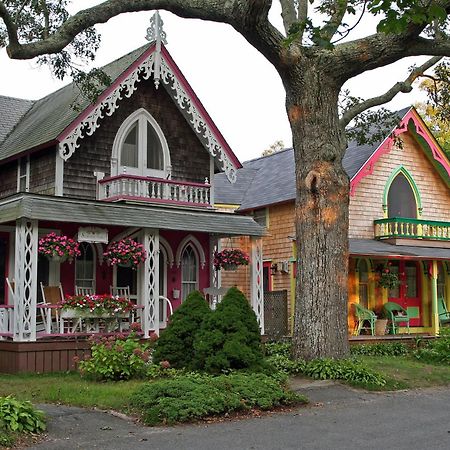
[0,160,17,198]
[30,149,55,196]
[63,77,210,199]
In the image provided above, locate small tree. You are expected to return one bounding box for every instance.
[193,287,263,373]
[152,290,211,368]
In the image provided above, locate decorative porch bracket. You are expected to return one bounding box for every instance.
[141,228,160,338]
[251,237,264,334]
[13,219,38,341]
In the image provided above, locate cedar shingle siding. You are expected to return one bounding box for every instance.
[64,77,210,200]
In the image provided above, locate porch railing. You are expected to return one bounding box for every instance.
[98,174,211,207]
[374,218,450,241]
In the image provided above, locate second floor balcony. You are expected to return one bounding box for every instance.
[98,174,211,207]
[374,217,450,242]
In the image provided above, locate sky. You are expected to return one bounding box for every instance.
[0,2,431,163]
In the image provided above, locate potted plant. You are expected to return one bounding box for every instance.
[103,238,147,269]
[373,306,389,336]
[376,263,399,290]
[38,232,80,263]
[213,248,250,271]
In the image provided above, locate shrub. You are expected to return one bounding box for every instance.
[152,291,211,368]
[264,341,292,358]
[193,287,263,373]
[351,342,409,357]
[77,332,152,381]
[413,328,450,365]
[0,396,46,433]
[130,373,306,426]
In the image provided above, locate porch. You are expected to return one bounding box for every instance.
[0,193,265,346]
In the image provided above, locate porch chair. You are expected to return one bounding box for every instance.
[383,301,410,334]
[438,297,450,326]
[352,303,377,336]
[39,282,64,333]
[110,285,133,331]
[75,286,95,296]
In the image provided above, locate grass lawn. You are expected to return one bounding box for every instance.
[358,356,450,390]
[0,372,147,412]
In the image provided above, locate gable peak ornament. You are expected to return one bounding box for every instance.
[146,11,167,89]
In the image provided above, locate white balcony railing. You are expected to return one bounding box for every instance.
[98,175,211,207]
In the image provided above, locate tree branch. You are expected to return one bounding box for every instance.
[340,56,442,127]
[0,1,19,47]
[280,0,298,36]
[320,0,348,42]
[2,0,281,64]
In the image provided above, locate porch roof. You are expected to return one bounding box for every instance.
[350,238,450,260]
[0,194,265,237]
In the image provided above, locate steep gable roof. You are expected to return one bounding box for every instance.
[0,95,35,146]
[215,107,450,210]
[0,44,241,181]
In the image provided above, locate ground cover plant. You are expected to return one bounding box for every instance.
[351,342,409,357]
[130,372,307,426]
[0,396,46,448]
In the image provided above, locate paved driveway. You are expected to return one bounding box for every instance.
[29,382,450,450]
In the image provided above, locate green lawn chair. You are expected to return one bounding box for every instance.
[384,301,410,334]
[438,297,450,326]
[352,303,377,336]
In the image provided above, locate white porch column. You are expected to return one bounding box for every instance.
[251,237,264,334]
[13,218,38,341]
[141,228,159,338]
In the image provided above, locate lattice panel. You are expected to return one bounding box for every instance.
[13,219,38,341]
[264,290,288,340]
[251,237,264,334]
[142,229,159,337]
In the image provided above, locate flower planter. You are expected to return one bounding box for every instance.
[47,255,68,263]
[375,319,388,336]
[60,309,129,319]
[223,264,238,271]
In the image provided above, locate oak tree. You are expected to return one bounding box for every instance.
[2,0,450,359]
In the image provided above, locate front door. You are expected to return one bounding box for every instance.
[388,260,421,326]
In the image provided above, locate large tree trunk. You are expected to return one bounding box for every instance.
[286,67,350,360]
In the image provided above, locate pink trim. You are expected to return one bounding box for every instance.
[0,305,14,309]
[101,195,211,208]
[350,108,450,196]
[99,174,210,188]
[161,46,242,170]
[56,44,157,142]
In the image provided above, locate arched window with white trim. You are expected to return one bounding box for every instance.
[75,242,96,290]
[181,244,198,301]
[112,108,171,178]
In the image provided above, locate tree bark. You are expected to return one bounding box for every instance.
[284,63,350,360]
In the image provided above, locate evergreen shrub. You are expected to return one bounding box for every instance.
[152,290,211,368]
[193,287,263,373]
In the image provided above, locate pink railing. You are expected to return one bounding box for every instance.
[98,174,211,206]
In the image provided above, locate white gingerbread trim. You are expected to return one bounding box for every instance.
[57,45,237,183]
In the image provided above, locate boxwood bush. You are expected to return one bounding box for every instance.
[152,290,211,368]
[130,373,306,426]
[193,287,263,373]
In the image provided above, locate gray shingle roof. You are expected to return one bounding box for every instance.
[215,108,412,210]
[0,45,150,161]
[0,95,34,145]
[0,193,265,236]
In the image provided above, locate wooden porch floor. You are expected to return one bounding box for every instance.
[349,333,435,345]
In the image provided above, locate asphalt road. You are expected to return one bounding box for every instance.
[29,381,450,450]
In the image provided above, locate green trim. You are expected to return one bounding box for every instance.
[374,217,450,241]
[382,166,422,217]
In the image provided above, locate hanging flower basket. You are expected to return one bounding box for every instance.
[103,238,147,270]
[376,263,399,290]
[214,249,249,271]
[38,232,80,263]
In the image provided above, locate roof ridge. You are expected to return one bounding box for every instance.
[243,147,293,165]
